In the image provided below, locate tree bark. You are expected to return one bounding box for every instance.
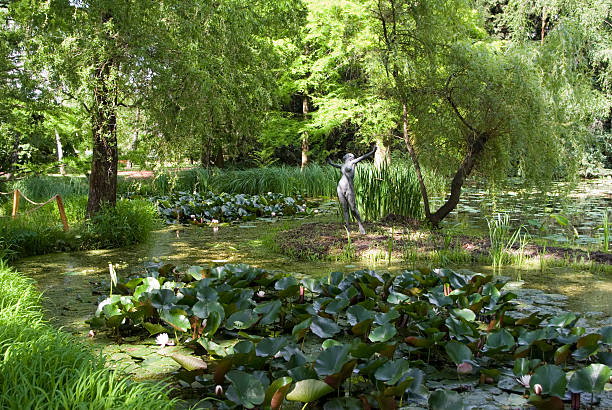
[55,127,65,175]
[86,58,118,217]
[301,95,309,171]
[374,135,391,168]
[428,133,488,226]
[402,103,431,222]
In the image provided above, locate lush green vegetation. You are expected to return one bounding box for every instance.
[0,262,177,409]
[0,196,159,261]
[91,262,612,408]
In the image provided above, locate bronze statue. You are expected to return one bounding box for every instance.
[328,146,376,234]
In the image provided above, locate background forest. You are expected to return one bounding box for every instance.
[1,0,611,214]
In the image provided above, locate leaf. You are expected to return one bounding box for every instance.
[170,353,207,371]
[160,308,190,332]
[547,313,576,328]
[550,214,569,226]
[323,397,363,410]
[150,289,178,310]
[142,322,167,336]
[486,329,515,352]
[264,377,293,410]
[226,309,259,330]
[192,300,224,320]
[368,323,397,343]
[374,359,411,385]
[314,344,351,377]
[568,364,611,394]
[600,326,612,344]
[292,317,312,340]
[429,389,464,410]
[513,358,541,376]
[346,305,375,326]
[225,370,266,409]
[286,379,334,403]
[310,315,341,338]
[451,308,476,322]
[254,299,282,326]
[256,337,289,358]
[553,344,571,365]
[445,341,473,365]
[530,365,567,398]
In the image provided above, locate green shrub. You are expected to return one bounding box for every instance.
[0,198,159,261]
[0,262,176,409]
[80,199,160,249]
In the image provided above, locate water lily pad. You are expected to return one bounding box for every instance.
[445,341,472,365]
[530,364,567,398]
[429,389,464,410]
[286,379,334,403]
[368,323,397,343]
[568,363,611,394]
[310,315,341,338]
[225,370,266,408]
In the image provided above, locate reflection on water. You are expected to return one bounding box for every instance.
[438,178,612,245]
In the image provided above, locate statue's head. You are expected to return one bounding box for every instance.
[343,153,354,162]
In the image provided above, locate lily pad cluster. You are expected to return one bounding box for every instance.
[91,263,612,409]
[155,191,309,224]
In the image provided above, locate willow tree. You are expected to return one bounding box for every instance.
[371,0,562,226]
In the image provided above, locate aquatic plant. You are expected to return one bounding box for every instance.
[487,214,522,272]
[90,262,612,408]
[155,191,310,224]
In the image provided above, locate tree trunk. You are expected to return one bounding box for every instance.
[86,58,118,217]
[374,135,391,168]
[301,95,309,171]
[428,133,488,227]
[402,103,431,221]
[55,128,65,175]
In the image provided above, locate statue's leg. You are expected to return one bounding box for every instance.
[347,190,366,234]
[337,186,351,230]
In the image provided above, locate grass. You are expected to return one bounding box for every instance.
[0,196,159,261]
[0,261,176,409]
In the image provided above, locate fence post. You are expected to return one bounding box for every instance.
[12,189,19,219]
[55,195,69,232]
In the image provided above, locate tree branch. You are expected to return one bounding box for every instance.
[60,89,91,113]
[445,73,477,136]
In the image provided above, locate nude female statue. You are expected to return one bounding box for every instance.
[328,146,376,234]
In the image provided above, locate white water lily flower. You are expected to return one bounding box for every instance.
[257,290,265,298]
[271,212,276,217]
[211,219,219,224]
[156,333,175,347]
[516,375,531,388]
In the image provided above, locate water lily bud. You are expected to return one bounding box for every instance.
[271,212,276,217]
[88,330,95,338]
[534,384,543,395]
[485,377,494,384]
[215,385,223,396]
[457,362,472,375]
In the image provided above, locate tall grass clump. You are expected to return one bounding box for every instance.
[7,175,89,201]
[0,197,159,261]
[355,161,423,220]
[118,168,212,197]
[0,262,176,409]
[487,213,523,272]
[210,164,338,197]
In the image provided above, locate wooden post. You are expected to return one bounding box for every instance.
[11,189,19,219]
[55,195,69,231]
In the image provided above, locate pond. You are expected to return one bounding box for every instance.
[438,177,612,246]
[11,178,612,408]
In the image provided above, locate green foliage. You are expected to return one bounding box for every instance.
[156,191,309,224]
[91,262,612,407]
[0,197,158,260]
[0,262,176,409]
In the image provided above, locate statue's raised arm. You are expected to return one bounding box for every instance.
[327,158,342,169]
[351,146,376,165]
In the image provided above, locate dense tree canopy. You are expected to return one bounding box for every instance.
[1,0,610,221]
